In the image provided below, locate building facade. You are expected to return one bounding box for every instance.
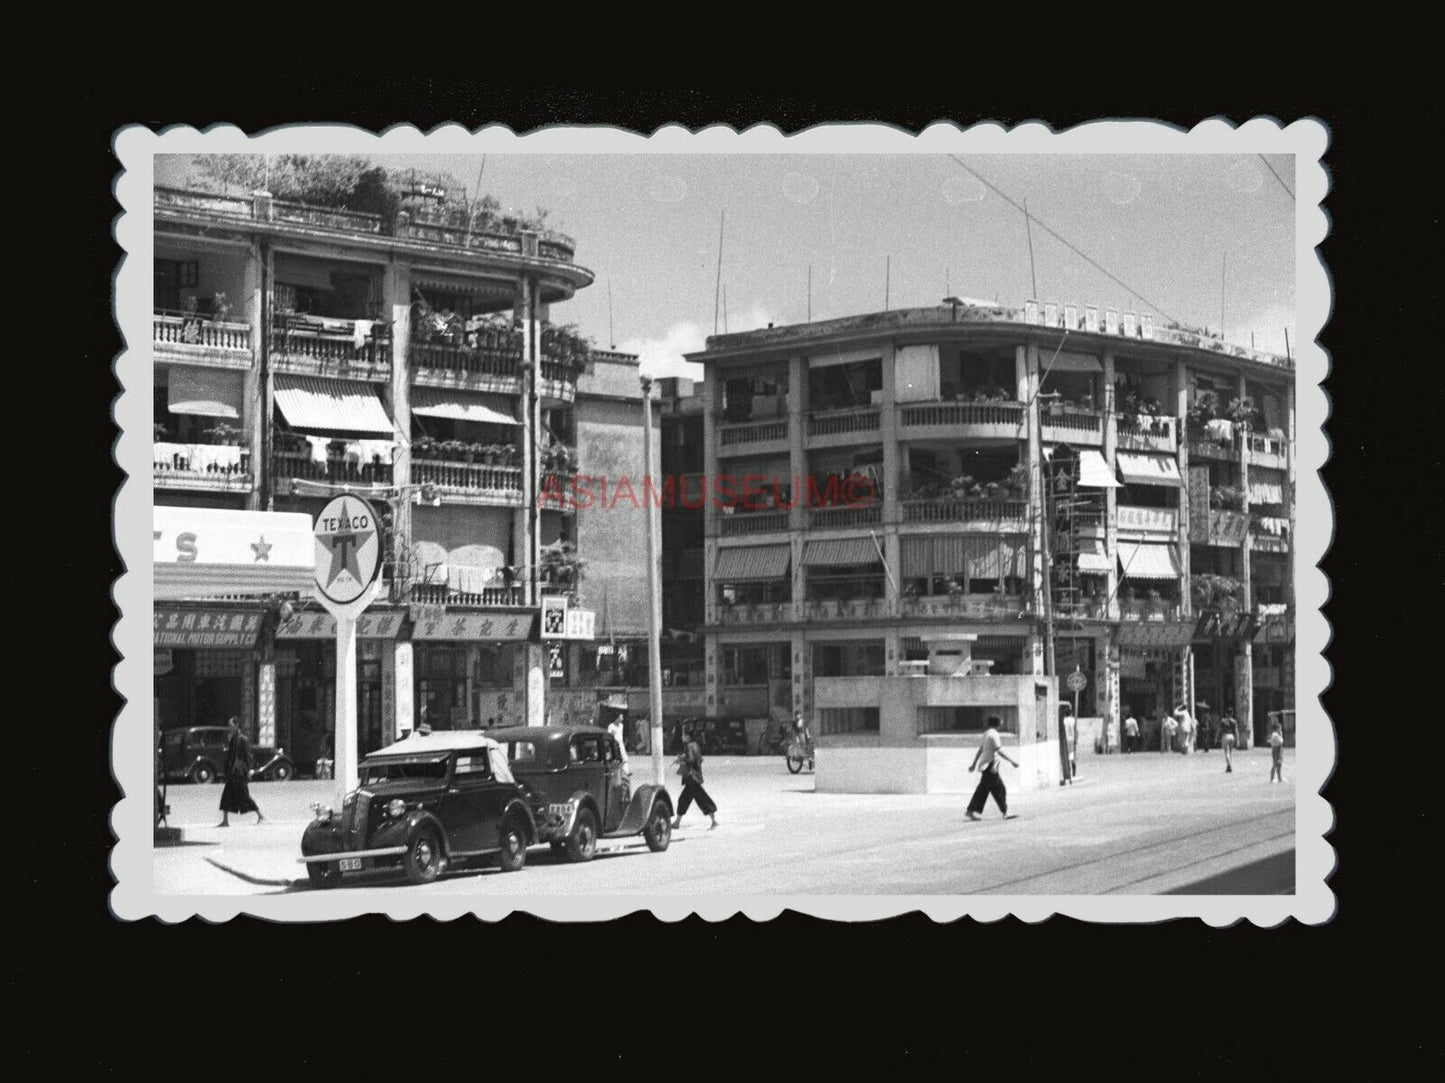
[688,301,1296,760]
[153,182,654,768]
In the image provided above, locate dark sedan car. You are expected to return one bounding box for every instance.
[161,726,296,784]
[490,726,673,861]
[298,730,537,888]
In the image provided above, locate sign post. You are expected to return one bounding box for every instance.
[1064,667,1087,782]
[312,494,383,799]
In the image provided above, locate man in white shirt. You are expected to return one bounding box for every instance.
[967,717,1019,821]
[1123,713,1140,754]
[1174,705,1196,755]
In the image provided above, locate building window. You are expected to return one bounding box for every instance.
[813,641,885,678]
[818,707,880,736]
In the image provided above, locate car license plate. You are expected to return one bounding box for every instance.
[549,803,572,817]
[339,858,363,872]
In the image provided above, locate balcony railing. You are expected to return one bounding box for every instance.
[1120,598,1183,622]
[808,505,883,530]
[797,597,893,622]
[1187,437,1234,462]
[1041,407,1104,445]
[153,312,252,364]
[898,401,1024,438]
[412,460,523,502]
[153,442,253,491]
[807,406,881,439]
[719,418,789,447]
[716,601,793,625]
[719,510,789,536]
[409,583,526,608]
[1116,505,1179,535]
[1248,434,1288,469]
[270,316,392,378]
[271,451,393,486]
[409,339,522,383]
[902,497,1028,526]
[1116,414,1178,452]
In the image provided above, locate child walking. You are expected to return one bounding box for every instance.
[1269,722,1286,783]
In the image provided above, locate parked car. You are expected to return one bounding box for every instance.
[160,726,296,784]
[490,725,673,861]
[299,730,537,888]
[665,717,751,757]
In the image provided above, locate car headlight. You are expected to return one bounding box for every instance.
[387,799,407,819]
[310,803,333,823]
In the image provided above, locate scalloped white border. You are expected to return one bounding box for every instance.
[111,119,1332,924]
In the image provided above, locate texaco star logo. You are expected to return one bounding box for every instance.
[313,494,382,606]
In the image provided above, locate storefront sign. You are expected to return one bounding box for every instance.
[154,507,315,600]
[1253,615,1294,644]
[565,608,596,640]
[548,644,566,679]
[313,494,382,607]
[541,595,568,637]
[153,607,263,649]
[275,611,404,639]
[1194,610,1257,641]
[1117,620,1196,648]
[411,612,535,641]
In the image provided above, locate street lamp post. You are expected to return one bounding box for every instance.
[640,376,665,787]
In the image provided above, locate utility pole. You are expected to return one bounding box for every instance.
[640,376,665,786]
[1024,200,1038,301]
[713,209,725,335]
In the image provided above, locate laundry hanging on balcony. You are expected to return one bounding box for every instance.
[1116,451,1183,487]
[714,544,792,581]
[1117,542,1181,581]
[1249,479,1285,505]
[273,375,394,436]
[166,367,243,418]
[410,387,520,426]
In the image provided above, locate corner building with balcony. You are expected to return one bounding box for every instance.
[688,301,1296,791]
[153,183,620,768]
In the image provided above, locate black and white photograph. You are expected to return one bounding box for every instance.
[111,121,1331,923]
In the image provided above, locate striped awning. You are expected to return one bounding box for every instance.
[802,537,883,567]
[273,375,394,436]
[1117,452,1182,487]
[902,536,964,579]
[167,367,243,418]
[1118,542,1181,581]
[967,538,1028,580]
[411,387,519,426]
[715,544,791,581]
[1046,351,1102,373]
[1079,449,1122,488]
[1077,538,1111,574]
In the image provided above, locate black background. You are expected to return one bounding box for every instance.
[41,81,1432,1076]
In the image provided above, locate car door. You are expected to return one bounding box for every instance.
[444,751,509,853]
[569,734,607,824]
[602,736,632,832]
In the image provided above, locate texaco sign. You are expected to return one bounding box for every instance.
[313,494,382,607]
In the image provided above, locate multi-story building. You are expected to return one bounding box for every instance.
[658,377,706,703]
[688,300,1295,775]
[152,181,653,767]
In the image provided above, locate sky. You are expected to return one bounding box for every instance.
[159,153,1296,379]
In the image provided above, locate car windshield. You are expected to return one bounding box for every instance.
[505,741,539,766]
[360,755,449,783]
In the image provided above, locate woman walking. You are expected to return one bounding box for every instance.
[217,717,264,827]
[672,725,718,831]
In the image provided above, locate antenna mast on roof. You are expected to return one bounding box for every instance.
[713,209,725,335]
[465,155,487,245]
[1024,199,1039,300]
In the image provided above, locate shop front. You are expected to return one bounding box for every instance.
[272,609,405,766]
[1116,616,1196,749]
[410,609,537,730]
[153,605,265,737]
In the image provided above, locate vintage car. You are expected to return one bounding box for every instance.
[298,730,537,888]
[160,726,296,784]
[489,725,674,861]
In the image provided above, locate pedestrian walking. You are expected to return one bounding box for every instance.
[1161,713,1178,754]
[1269,721,1286,783]
[1173,704,1196,754]
[1219,711,1239,772]
[672,725,718,830]
[1123,713,1139,754]
[607,715,631,775]
[967,716,1019,820]
[217,717,263,827]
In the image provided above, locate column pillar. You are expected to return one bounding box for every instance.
[257,660,276,747]
[393,639,414,739]
[787,354,806,532]
[1104,638,1121,751]
[1237,372,1254,748]
[242,245,264,512]
[1175,360,1193,614]
[704,632,720,719]
[1023,344,1046,622]
[1026,633,1045,676]
[523,641,546,727]
[1102,352,1120,619]
[880,343,899,526]
[383,262,412,543]
[791,632,808,717]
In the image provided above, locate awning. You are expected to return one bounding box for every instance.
[1118,542,1181,581]
[715,544,791,581]
[273,375,394,436]
[1077,538,1111,575]
[154,507,316,600]
[411,387,519,427]
[1046,351,1102,373]
[167,367,243,418]
[1079,449,1122,488]
[967,538,1028,580]
[802,537,883,567]
[1117,452,1182,487]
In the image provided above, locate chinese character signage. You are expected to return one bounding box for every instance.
[410,612,534,641]
[153,607,263,649]
[541,595,568,638]
[564,608,596,641]
[276,612,404,639]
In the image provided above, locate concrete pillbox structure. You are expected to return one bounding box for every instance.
[814,634,1061,794]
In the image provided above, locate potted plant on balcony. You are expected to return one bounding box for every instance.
[412,435,436,462]
[439,439,467,463]
[204,422,243,446]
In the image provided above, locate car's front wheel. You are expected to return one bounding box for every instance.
[306,861,341,889]
[270,761,294,782]
[644,799,672,853]
[190,761,218,785]
[563,808,598,863]
[496,817,528,872]
[404,827,445,885]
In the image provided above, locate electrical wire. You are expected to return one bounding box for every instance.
[1257,154,1294,199]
